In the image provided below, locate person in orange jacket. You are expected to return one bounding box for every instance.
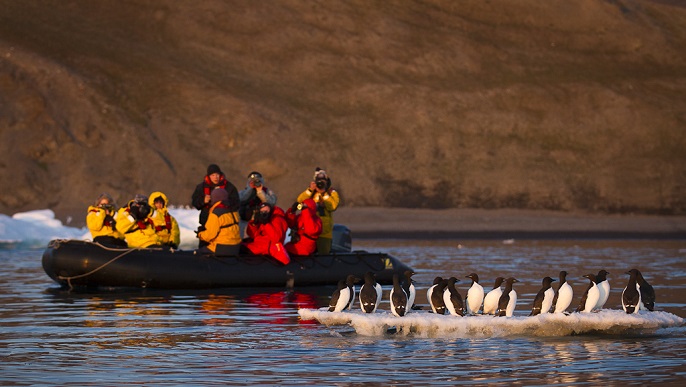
[197,188,242,256]
[284,198,322,256]
[241,203,290,264]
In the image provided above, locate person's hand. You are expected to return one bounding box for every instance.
[308,181,317,191]
[204,194,211,204]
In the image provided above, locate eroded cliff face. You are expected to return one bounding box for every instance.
[1,0,685,223]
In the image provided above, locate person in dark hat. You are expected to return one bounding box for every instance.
[115,194,161,248]
[191,164,239,248]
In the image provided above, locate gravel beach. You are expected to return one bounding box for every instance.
[335,207,686,239]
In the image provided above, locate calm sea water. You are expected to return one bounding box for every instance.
[1,239,685,386]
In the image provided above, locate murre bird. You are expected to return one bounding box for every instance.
[328,279,349,312]
[496,277,519,317]
[465,273,485,315]
[552,270,574,314]
[443,277,465,316]
[427,276,448,315]
[483,277,505,315]
[576,273,600,313]
[622,269,642,314]
[359,271,382,313]
[344,274,358,310]
[634,269,655,311]
[402,270,417,312]
[530,276,556,316]
[594,270,610,310]
[390,273,408,317]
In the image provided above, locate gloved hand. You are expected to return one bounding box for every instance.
[290,202,300,212]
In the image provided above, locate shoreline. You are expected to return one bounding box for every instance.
[335,207,686,240]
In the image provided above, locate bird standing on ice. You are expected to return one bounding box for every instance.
[402,270,416,312]
[622,269,642,314]
[465,273,484,315]
[594,270,610,310]
[496,277,519,317]
[427,276,447,315]
[552,271,573,314]
[576,273,600,313]
[634,269,655,311]
[483,277,505,315]
[359,271,382,313]
[390,273,408,317]
[530,276,556,316]
[443,277,465,316]
[344,274,358,310]
[328,279,349,312]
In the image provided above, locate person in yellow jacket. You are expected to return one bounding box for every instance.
[87,193,127,247]
[296,167,340,254]
[115,194,162,248]
[197,188,241,256]
[148,191,181,249]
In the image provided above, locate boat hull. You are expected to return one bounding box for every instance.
[41,239,413,289]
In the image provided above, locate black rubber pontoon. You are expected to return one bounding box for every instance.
[41,239,414,290]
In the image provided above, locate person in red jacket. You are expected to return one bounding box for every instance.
[284,198,322,256]
[241,203,290,263]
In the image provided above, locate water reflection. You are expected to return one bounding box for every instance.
[1,241,685,385]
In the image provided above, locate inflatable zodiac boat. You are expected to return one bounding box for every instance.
[41,227,413,290]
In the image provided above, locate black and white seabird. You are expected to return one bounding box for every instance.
[427,276,447,315]
[390,273,408,317]
[594,270,610,310]
[402,270,417,312]
[443,277,465,316]
[359,271,382,313]
[576,273,600,313]
[465,273,485,315]
[552,270,573,314]
[496,277,519,317]
[483,277,505,315]
[634,269,655,311]
[530,276,556,316]
[344,274,358,311]
[622,269,642,314]
[328,279,349,312]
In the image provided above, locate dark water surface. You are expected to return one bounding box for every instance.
[1,240,685,385]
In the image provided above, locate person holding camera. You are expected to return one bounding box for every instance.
[148,191,181,249]
[241,202,290,264]
[115,194,162,248]
[196,188,242,256]
[238,171,277,237]
[191,164,239,247]
[284,198,322,256]
[86,193,127,248]
[296,167,340,255]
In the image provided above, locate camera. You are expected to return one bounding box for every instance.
[251,177,262,187]
[315,179,327,190]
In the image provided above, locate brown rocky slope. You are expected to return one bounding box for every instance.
[1,0,685,226]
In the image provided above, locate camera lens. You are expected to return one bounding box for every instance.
[316,180,326,189]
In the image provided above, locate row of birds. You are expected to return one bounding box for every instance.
[328,268,656,317]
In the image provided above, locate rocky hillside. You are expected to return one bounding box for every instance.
[1,0,685,225]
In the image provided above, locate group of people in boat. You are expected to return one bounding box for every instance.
[86,164,340,263]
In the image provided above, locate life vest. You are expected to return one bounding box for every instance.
[154,213,173,232]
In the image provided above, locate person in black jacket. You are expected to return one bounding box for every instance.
[191,164,239,247]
